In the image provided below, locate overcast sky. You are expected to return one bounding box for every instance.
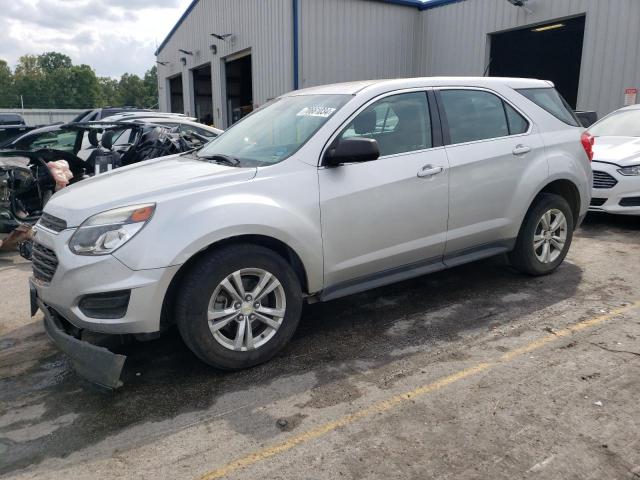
[0,0,192,78]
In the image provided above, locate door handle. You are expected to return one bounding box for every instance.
[417,165,444,178]
[512,144,531,156]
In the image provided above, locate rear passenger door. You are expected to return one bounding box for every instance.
[436,88,547,259]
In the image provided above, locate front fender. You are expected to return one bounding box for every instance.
[113,161,324,293]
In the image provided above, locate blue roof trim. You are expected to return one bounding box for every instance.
[155,0,467,56]
[155,0,200,56]
[418,0,465,10]
[371,0,465,9]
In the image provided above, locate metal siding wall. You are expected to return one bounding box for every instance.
[298,0,419,87]
[417,0,640,116]
[156,0,293,127]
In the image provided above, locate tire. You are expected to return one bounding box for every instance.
[509,193,574,276]
[175,244,303,370]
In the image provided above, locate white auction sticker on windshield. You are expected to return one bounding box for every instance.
[297,106,336,118]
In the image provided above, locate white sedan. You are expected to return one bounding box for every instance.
[587,104,640,215]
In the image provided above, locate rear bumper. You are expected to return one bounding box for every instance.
[35,288,126,389]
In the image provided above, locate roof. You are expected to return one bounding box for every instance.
[155,0,466,56]
[286,76,553,96]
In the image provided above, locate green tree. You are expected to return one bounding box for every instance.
[52,65,101,108]
[142,66,159,108]
[98,76,120,106]
[118,73,146,107]
[37,52,72,73]
[0,60,17,108]
[14,54,47,108]
[6,51,159,109]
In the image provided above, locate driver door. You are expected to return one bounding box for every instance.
[318,91,449,296]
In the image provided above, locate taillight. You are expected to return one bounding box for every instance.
[581,132,594,162]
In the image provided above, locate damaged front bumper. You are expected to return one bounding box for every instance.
[32,281,126,389]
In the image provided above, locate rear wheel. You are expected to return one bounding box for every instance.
[176,244,302,370]
[509,193,574,276]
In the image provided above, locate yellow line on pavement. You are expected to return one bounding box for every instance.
[199,301,639,480]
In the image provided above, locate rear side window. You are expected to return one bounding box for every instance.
[339,92,432,157]
[517,88,579,127]
[440,89,529,144]
[505,103,529,135]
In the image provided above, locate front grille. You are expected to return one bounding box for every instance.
[593,171,618,189]
[590,198,607,207]
[32,242,58,283]
[619,196,640,207]
[38,213,67,233]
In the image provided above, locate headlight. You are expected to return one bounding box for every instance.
[69,204,155,255]
[617,165,640,176]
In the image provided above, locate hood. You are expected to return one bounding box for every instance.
[44,153,257,227]
[592,136,640,166]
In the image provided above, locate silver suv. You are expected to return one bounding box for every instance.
[30,77,592,388]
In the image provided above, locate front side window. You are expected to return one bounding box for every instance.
[338,92,432,157]
[198,94,350,166]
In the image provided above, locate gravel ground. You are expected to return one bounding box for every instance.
[0,213,639,479]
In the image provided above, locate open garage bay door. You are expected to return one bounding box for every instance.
[224,52,253,127]
[191,64,213,125]
[489,16,586,108]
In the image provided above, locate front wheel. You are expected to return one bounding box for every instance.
[509,193,574,276]
[176,244,303,370]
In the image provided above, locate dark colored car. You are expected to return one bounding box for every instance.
[0,113,38,147]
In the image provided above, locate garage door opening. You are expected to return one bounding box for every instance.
[224,52,253,126]
[168,75,184,114]
[191,64,213,125]
[489,15,586,108]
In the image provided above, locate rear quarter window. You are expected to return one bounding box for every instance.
[517,88,580,127]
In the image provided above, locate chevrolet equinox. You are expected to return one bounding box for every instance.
[29,77,593,387]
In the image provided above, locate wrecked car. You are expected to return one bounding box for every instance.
[0,113,38,147]
[1,120,220,236]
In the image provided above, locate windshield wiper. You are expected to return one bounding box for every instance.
[197,153,240,166]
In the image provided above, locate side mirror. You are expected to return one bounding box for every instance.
[324,137,380,167]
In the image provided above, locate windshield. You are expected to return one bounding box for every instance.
[588,109,640,137]
[197,94,350,166]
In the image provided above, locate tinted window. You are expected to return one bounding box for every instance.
[19,130,78,152]
[517,88,580,127]
[0,114,24,125]
[587,109,640,137]
[339,92,432,157]
[504,103,529,135]
[441,90,510,144]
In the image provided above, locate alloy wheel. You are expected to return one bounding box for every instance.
[207,268,286,351]
[533,208,567,264]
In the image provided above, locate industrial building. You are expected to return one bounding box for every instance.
[155,0,640,128]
